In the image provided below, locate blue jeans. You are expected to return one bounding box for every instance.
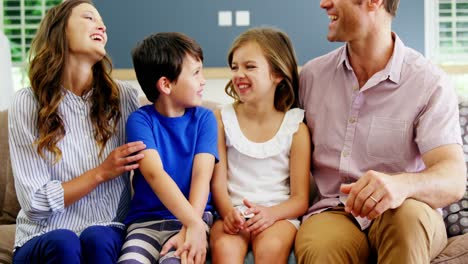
[13,226,125,264]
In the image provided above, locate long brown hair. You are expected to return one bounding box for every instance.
[225,27,299,112]
[28,0,121,163]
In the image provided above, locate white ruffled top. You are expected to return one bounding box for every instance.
[221,104,305,207]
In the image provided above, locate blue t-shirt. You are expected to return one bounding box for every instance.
[124,104,219,224]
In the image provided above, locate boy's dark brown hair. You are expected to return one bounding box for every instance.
[132,32,203,103]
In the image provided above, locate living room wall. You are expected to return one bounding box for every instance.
[94,0,424,68]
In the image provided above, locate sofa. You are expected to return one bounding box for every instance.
[1,100,467,264]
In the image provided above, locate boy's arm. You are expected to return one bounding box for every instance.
[159,153,214,260]
[139,149,205,228]
[188,109,219,215]
[189,153,215,216]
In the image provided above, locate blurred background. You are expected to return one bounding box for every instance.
[1,0,467,107]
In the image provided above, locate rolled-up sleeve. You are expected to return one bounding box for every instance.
[8,88,65,222]
[415,70,462,154]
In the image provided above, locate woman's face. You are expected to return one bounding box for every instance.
[65,3,107,63]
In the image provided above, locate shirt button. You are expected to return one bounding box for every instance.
[342,150,350,157]
[353,86,359,91]
[349,117,357,123]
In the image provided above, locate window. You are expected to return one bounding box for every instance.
[425,0,468,64]
[425,0,468,95]
[1,0,63,90]
[2,0,62,65]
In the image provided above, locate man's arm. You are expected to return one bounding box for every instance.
[406,144,466,208]
[342,144,466,219]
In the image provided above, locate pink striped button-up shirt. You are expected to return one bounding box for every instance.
[299,34,462,225]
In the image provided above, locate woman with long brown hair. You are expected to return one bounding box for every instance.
[9,1,145,263]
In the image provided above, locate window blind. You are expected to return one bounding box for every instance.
[2,0,61,66]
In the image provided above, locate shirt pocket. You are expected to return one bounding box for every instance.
[366,117,408,163]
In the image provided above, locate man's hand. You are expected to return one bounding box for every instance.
[340,170,409,219]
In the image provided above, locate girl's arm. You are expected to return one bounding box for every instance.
[211,109,236,218]
[244,123,311,233]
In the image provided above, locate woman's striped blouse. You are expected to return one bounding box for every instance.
[8,81,139,248]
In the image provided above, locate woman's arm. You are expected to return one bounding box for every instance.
[61,141,145,206]
[9,89,145,221]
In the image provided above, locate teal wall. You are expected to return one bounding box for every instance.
[94,0,425,68]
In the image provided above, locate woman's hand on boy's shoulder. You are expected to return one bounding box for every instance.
[95,141,146,183]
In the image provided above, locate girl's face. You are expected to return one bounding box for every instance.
[230,41,282,104]
[65,3,107,63]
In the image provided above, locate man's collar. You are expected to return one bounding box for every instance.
[336,32,405,84]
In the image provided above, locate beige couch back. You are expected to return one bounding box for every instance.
[0,110,20,224]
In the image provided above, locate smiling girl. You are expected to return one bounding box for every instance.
[210,27,311,264]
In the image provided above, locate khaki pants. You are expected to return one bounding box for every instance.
[295,199,447,264]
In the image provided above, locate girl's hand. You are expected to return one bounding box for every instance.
[243,199,277,236]
[96,141,146,182]
[223,208,245,234]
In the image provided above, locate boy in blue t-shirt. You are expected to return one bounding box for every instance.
[118,32,218,264]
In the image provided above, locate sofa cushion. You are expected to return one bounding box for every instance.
[442,183,468,237]
[0,224,15,264]
[0,111,7,215]
[441,102,468,237]
[0,158,18,225]
[431,233,468,264]
[0,110,20,225]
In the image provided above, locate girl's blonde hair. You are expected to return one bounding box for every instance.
[225,27,299,112]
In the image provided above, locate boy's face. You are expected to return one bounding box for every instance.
[170,54,206,109]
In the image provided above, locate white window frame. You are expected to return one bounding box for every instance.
[1,0,62,90]
[425,0,468,65]
[1,0,54,67]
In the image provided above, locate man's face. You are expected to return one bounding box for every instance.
[319,0,368,42]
